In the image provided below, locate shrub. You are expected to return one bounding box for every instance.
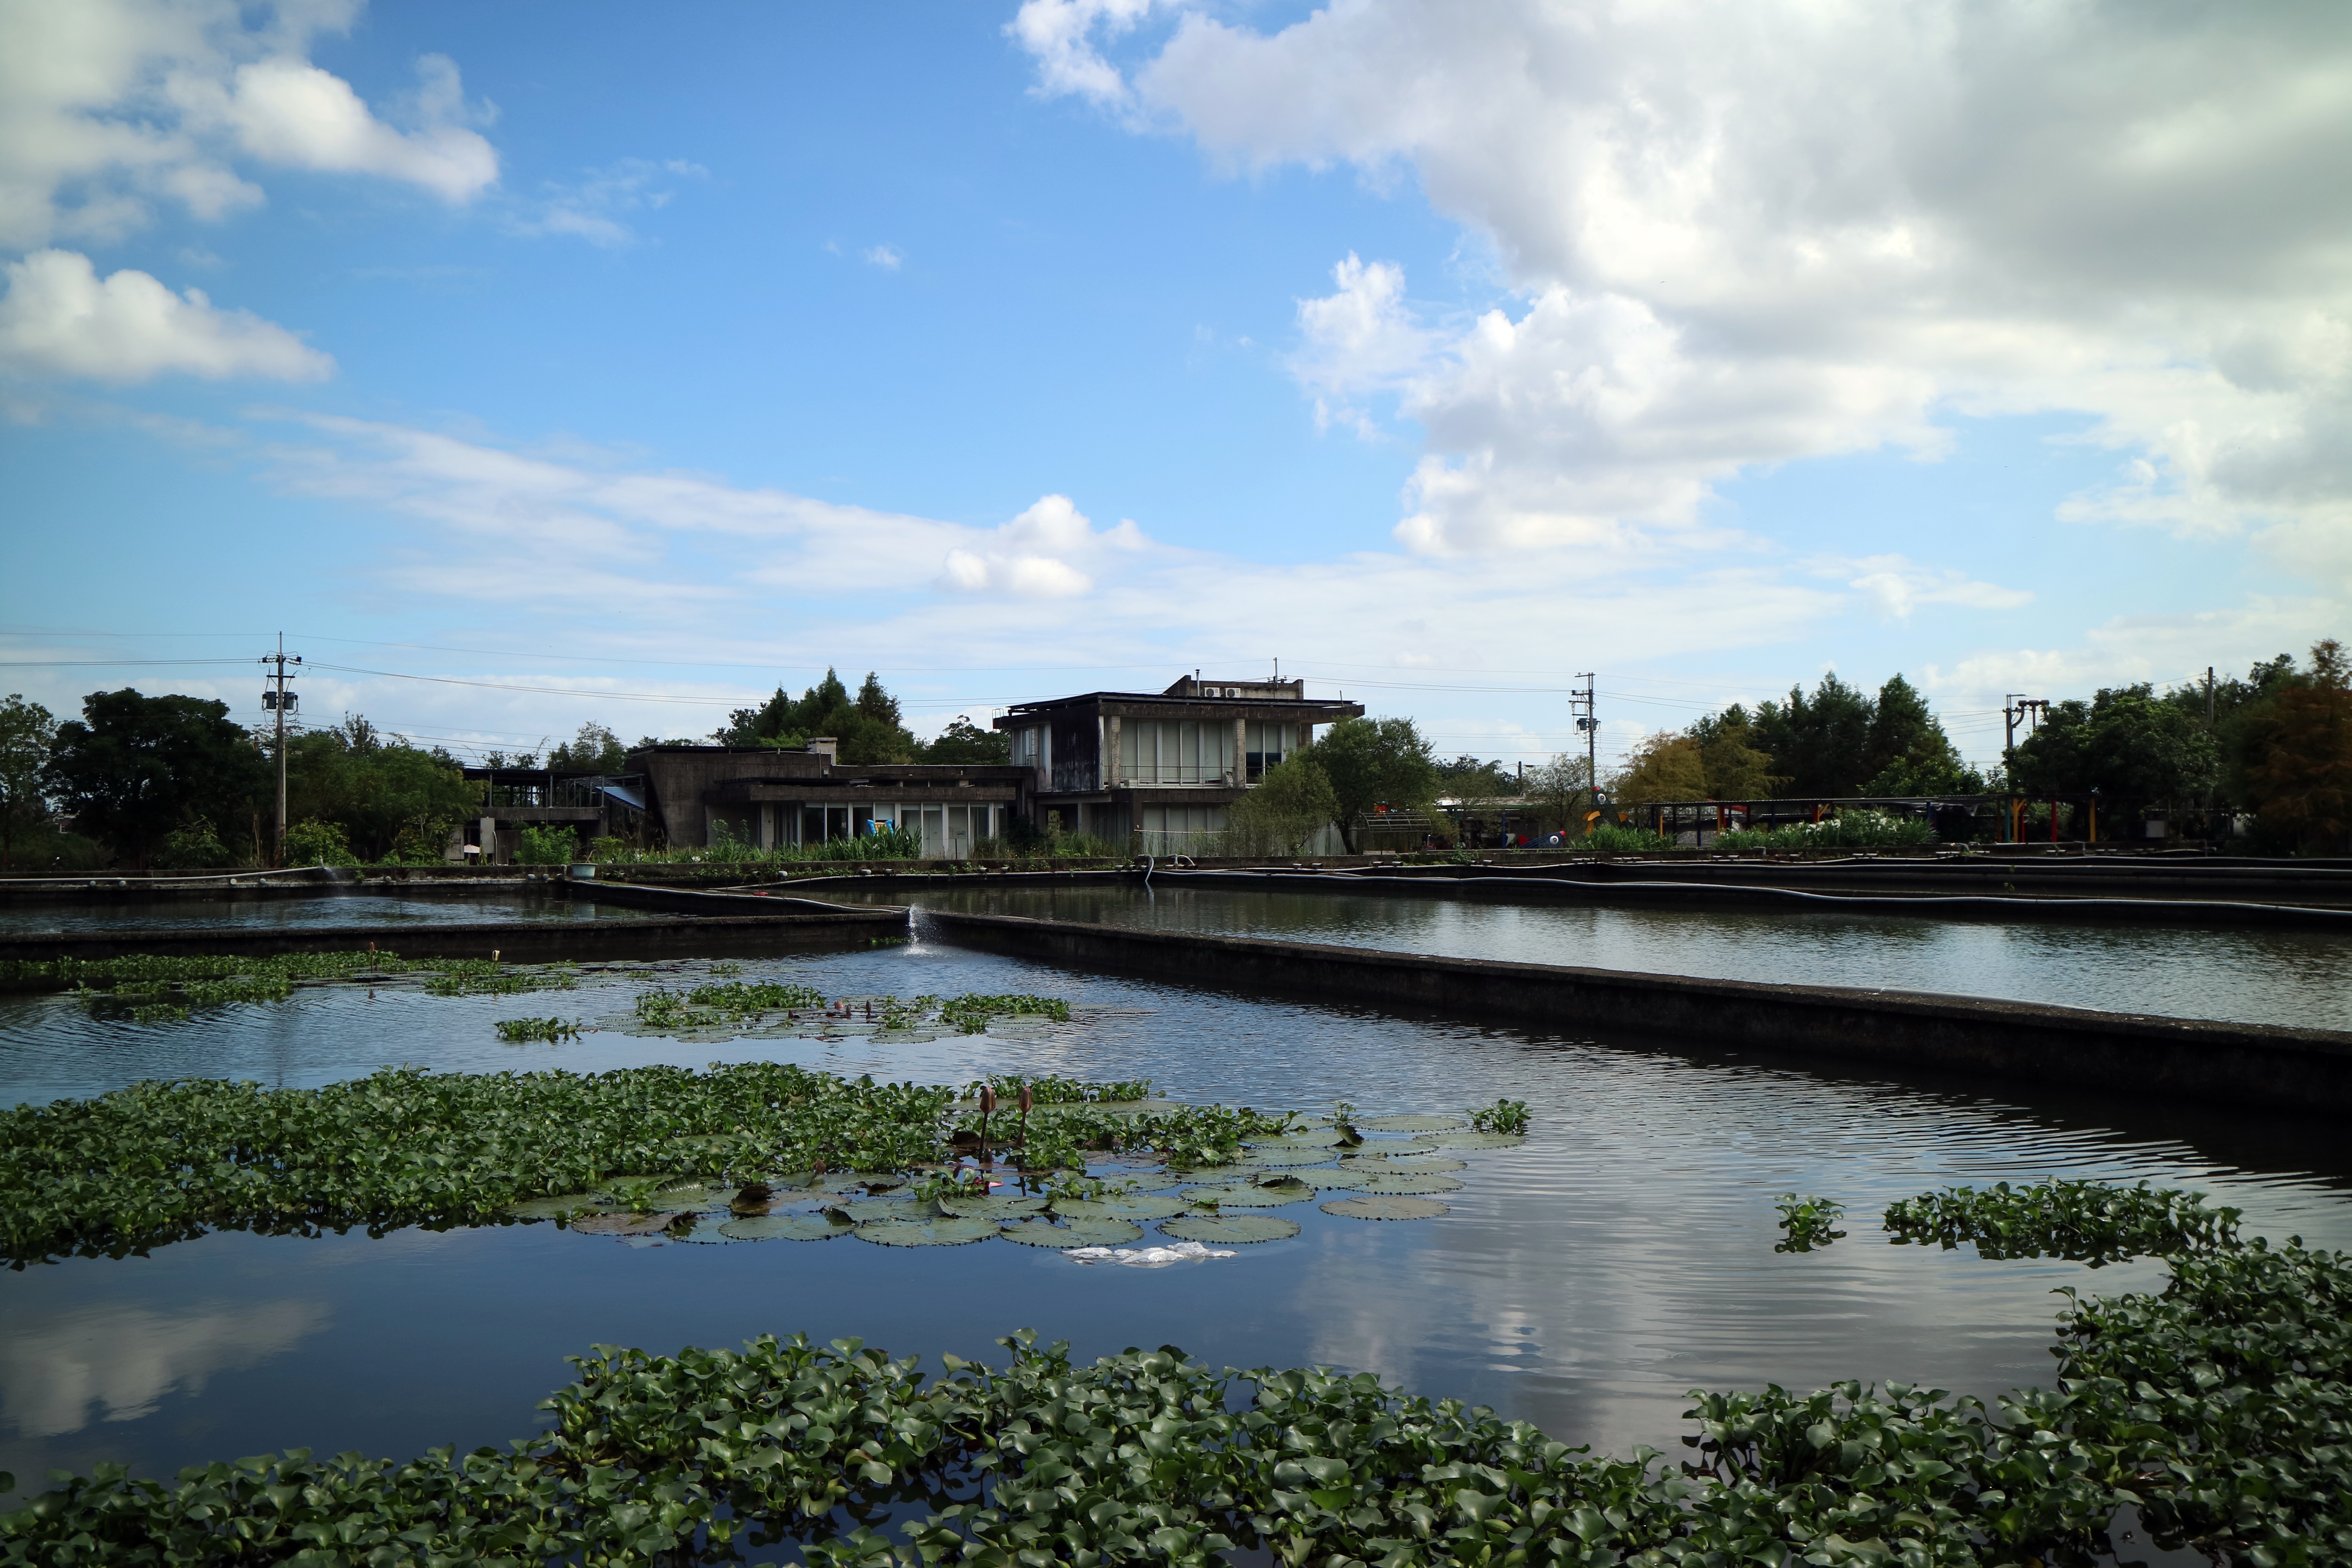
[514,824,579,865]
[282,818,359,867]
[1716,808,1937,851]
[155,818,237,869]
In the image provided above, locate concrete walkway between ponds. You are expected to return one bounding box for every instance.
[920,909,2352,1117]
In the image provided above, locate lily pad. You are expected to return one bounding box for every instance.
[1162,1214,1300,1245]
[1358,1114,1465,1132]
[1253,1127,1345,1149]
[716,1213,855,1241]
[938,1193,1051,1221]
[1187,1180,1314,1208]
[1297,1167,1380,1191]
[507,1194,601,1220]
[1359,1173,1465,1195]
[1249,1147,1345,1168]
[570,1210,690,1236]
[1052,1194,1190,1222]
[1000,1217,1146,1248]
[1412,1131,1528,1150]
[854,1215,1001,1247]
[1346,1154,1466,1173]
[1321,1195,1450,1221]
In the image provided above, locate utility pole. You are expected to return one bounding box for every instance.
[2206,666,2216,727]
[1570,674,1597,823]
[261,635,301,865]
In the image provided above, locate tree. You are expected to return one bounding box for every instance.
[0,693,56,868]
[287,720,477,861]
[918,716,1010,764]
[1751,674,1876,797]
[1224,752,1341,855]
[1436,754,1515,844]
[1610,733,1706,808]
[2011,685,2218,806]
[1523,754,1595,836]
[44,689,270,867]
[2239,639,2352,855]
[1313,716,1439,852]
[548,722,630,773]
[1859,675,1972,794]
[1688,706,1780,799]
[715,668,917,764]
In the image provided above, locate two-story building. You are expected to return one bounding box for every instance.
[994,675,1363,852]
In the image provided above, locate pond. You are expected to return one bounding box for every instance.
[822,880,2352,1031]
[0,887,631,936]
[5,929,2348,1520]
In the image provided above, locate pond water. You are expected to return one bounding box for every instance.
[818,880,2352,1031]
[5,933,2348,1515]
[0,889,632,935]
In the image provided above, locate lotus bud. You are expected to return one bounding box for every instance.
[979,1085,997,1116]
[1018,1085,1034,1116]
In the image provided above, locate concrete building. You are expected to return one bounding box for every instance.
[993,675,1363,852]
[626,740,1030,855]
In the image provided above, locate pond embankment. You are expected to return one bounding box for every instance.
[922,909,2352,1115]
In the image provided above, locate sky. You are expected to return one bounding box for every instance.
[2,0,2347,773]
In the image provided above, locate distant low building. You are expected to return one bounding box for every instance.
[994,675,1363,852]
[626,739,1029,855]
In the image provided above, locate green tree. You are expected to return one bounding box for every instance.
[1687,706,1780,799]
[1224,752,1341,855]
[917,716,1010,764]
[547,722,630,773]
[1523,753,1596,836]
[1314,716,1440,852]
[287,722,475,861]
[44,690,270,867]
[0,693,57,868]
[716,668,916,764]
[1609,733,1706,808]
[1857,675,1973,794]
[1751,674,1876,797]
[2239,639,2352,855]
[2010,685,2219,808]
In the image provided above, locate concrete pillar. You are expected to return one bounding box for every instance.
[1234,717,1247,785]
[1107,714,1122,787]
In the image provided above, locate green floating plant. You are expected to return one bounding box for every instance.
[1775,1192,1848,1252]
[17,1204,2341,1568]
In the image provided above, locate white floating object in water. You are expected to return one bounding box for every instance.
[1063,1241,1235,1267]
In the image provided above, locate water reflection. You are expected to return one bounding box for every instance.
[0,1300,328,1436]
[0,891,621,936]
[860,883,2352,1030]
[1,939,2345,1503]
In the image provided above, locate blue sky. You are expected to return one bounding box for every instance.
[3,1,2345,770]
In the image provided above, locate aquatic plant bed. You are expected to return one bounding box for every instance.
[0,1059,1528,1266]
[7,1184,2343,1566]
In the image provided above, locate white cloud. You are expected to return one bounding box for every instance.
[0,247,332,381]
[1810,555,2033,621]
[0,1299,327,1437]
[1291,252,1431,438]
[937,494,1145,599]
[1005,0,1158,110]
[1017,2,2352,570]
[0,0,497,249]
[511,158,704,246]
[862,243,903,270]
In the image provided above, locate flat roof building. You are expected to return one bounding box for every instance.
[994,675,1363,852]
[626,740,1029,857]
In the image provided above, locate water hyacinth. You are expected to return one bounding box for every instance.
[8,1187,2345,1566]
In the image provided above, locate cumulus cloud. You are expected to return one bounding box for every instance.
[1291,252,1432,437]
[1005,0,1158,109]
[0,247,332,381]
[1018,1,2352,566]
[938,494,1146,599]
[0,0,497,249]
[862,243,903,270]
